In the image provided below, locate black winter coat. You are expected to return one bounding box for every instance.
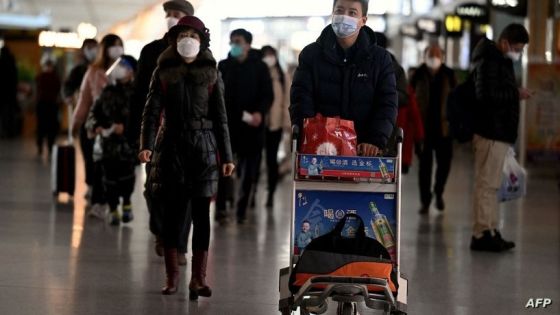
[218,49,273,154]
[86,82,136,163]
[130,36,169,151]
[140,47,233,198]
[290,26,398,149]
[472,38,519,144]
[63,62,89,98]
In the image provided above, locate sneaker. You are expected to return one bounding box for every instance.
[89,204,108,219]
[419,205,429,215]
[470,230,507,252]
[493,230,515,250]
[436,196,445,211]
[121,205,134,223]
[109,210,120,226]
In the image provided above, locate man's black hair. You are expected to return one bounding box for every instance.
[332,0,369,17]
[230,28,252,44]
[81,38,98,49]
[499,23,529,45]
[302,220,310,225]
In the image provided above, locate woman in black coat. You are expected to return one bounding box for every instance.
[138,16,235,299]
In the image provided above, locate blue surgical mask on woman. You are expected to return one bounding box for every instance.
[230,44,243,58]
[331,15,360,38]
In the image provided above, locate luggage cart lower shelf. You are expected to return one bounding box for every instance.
[279,267,407,315]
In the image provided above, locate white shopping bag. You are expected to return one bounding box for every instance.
[498,148,527,202]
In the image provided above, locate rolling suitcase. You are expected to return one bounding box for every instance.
[51,103,76,197]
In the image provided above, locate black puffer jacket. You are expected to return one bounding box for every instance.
[140,47,233,198]
[290,26,397,149]
[218,49,273,154]
[472,38,519,144]
[86,82,136,163]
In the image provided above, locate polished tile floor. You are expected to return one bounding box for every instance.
[0,139,558,315]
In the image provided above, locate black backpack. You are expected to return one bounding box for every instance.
[447,75,476,143]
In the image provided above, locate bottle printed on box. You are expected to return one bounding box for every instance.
[369,202,397,262]
[378,158,390,182]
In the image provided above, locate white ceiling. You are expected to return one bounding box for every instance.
[1,0,160,32]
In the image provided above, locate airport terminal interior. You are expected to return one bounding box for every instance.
[1,0,560,314]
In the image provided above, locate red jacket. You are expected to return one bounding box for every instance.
[397,86,424,167]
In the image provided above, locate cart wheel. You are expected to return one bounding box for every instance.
[337,302,356,315]
[280,307,291,315]
[390,311,407,315]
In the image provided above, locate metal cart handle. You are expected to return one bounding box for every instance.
[396,127,403,144]
[291,124,300,153]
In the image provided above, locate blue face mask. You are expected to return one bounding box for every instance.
[230,44,244,58]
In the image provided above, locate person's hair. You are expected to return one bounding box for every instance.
[423,43,444,56]
[332,0,369,17]
[81,38,98,49]
[230,28,252,44]
[92,34,123,70]
[261,45,286,88]
[302,220,310,225]
[499,23,529,45]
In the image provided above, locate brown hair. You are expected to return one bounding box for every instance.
[92,34,123,70]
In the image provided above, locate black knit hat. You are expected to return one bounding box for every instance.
[163,0,194,16]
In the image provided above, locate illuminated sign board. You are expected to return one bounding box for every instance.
[456,3,490,23]
[399,23,421,40]
[416,18,442,36]
[488,0,527,16]
[445,15,463,37]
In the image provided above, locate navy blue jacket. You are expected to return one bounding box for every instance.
[290,26,398,149]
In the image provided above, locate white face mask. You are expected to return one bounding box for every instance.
[506,51,521,62]
[166,17,179,30]
[177,37,200,58]
[110,64,129,81]
[331,15,360,38]
[83,47,98,62]
[262,55,276,67]
[107,46,124,60]
[426,57,442,70]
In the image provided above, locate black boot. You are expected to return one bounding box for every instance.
[162,248,179,295]
[189,250,212,300]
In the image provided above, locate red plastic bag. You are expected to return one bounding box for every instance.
[301,114,357,156]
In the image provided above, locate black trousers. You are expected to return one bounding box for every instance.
[265,129,283,195]
[161,183,209,250]
[79,126,95,186]
[236,150,262,220]
[145,163,191,253]
[91,161,106,205]
[36,103,58,153]
[418,137,453,206]
[102,160,135,211]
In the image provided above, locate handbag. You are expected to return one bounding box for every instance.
[289,214,398,294]
[301,114,357,156]
[498,148,527,202]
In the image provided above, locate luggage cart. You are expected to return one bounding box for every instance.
[278,127,408,315]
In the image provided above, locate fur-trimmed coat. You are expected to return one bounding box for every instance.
[140,47,233,198]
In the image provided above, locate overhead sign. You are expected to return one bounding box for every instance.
[417,18,442,36]
[399,23,421,40]
[456,3,490,23]
[489,0,528,16]
[445,15,463,37]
